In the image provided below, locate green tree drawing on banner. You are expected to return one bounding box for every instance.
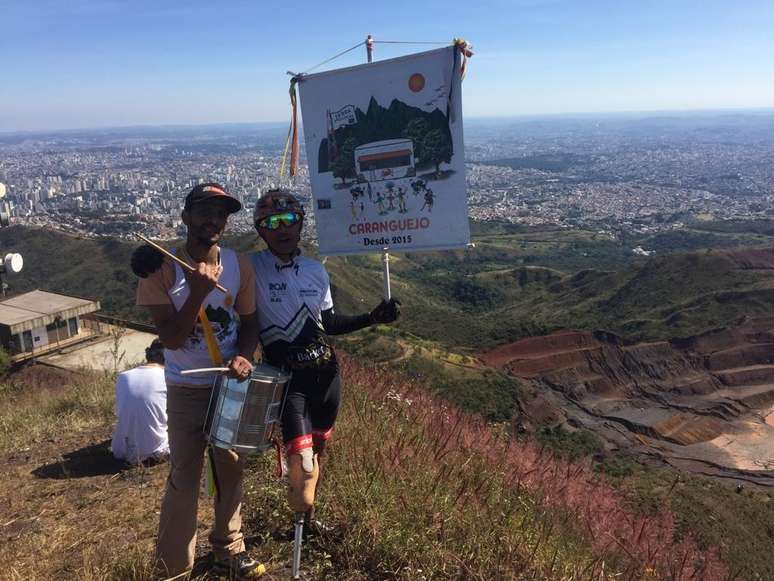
[401,118,430,163]
[423,128,452,176]
[331,136,357,184]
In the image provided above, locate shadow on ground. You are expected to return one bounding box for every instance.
[32,439,128,479]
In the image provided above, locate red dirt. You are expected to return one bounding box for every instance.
[480,318,774,482]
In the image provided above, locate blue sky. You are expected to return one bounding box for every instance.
[1,0,773,131]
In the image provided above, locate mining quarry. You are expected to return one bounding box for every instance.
[481,318,774,486]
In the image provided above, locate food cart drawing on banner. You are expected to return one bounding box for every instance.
[350,139,419,217]
[354,139,416,183]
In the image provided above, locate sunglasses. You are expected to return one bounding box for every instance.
[257,211,302,230]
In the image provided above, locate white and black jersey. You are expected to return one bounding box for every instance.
[250,250,373,367]
[250,250,333,365]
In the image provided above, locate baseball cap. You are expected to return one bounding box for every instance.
[184,183,242,214]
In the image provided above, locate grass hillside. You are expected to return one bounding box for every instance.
[4,221,774,347]
[1,359,739,580]
[4,222,774,578]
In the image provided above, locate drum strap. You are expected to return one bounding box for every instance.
[198,307,223,500]
[274,438,286,478]
[198,307,224,366]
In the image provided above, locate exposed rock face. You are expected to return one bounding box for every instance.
[482,320,774,485]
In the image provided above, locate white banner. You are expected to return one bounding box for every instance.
[298,46,470,255]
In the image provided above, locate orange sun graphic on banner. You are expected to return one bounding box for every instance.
[408,73,425,92]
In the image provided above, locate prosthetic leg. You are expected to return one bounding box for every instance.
[291,511,304,580]
[288,447,318,580]
[287,447,319,513]
[303,437,329,535]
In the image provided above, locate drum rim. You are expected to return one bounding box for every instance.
[249,364,292,381]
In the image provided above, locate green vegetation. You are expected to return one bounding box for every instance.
[535,425,604,461]
[484,153,588,173]
[6,221,774,349]
[600,457,774,580]
[395,352,522,422]
[0,226,144,322]
[6,221,774,578]
[334,325,524,423]
[0,347,11,376]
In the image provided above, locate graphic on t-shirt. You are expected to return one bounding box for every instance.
[188,305,235,346]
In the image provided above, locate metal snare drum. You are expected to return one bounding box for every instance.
[205,364,290,454]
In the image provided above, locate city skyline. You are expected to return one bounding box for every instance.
[2,0,774,132]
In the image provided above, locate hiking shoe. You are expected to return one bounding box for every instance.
[212,552,266,579]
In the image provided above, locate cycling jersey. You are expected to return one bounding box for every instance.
[250,249,334,368]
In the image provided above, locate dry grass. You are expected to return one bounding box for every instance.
[0,360,730,580]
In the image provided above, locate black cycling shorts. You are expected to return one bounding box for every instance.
[282,362,341,455]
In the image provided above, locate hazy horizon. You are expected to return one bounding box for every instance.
[3,107,774,137]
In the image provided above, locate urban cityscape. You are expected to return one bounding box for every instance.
[1,113,773,243]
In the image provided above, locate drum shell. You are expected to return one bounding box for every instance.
[205,365,290,454]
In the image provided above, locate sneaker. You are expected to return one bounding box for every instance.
[212,552,266,579]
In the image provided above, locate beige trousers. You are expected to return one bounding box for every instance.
[155,384,247,577]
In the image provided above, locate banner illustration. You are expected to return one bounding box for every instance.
[297,46,470,255]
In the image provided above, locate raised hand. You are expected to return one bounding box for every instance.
[369,298,401,324]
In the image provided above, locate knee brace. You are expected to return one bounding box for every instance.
[287,447,319,513]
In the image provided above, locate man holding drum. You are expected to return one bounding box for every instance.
[250,189,400,532]
[133,183,264,580]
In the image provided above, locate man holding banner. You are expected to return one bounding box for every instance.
[250,188,400,529]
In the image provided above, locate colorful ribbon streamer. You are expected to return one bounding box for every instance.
[279,77,300,180]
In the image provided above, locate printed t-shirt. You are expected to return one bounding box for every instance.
[136,248,256,386]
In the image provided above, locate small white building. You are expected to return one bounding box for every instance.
[0,290,101,362]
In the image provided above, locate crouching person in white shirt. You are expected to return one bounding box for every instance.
[111,338,169,465]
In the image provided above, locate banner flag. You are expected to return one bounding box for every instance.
[297,46,470,255]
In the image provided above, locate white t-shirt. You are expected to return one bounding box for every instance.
[111,364,169,463]
[164,247,241,386]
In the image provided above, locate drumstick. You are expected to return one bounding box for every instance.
[136,233,229,294]
[181,367,230,375]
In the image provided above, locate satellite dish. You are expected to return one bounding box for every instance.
[3,253,23,274]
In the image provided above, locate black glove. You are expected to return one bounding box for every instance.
[130,244,164,278]
[369,298,401,324]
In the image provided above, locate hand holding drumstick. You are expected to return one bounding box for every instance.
[131,234,228,294]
